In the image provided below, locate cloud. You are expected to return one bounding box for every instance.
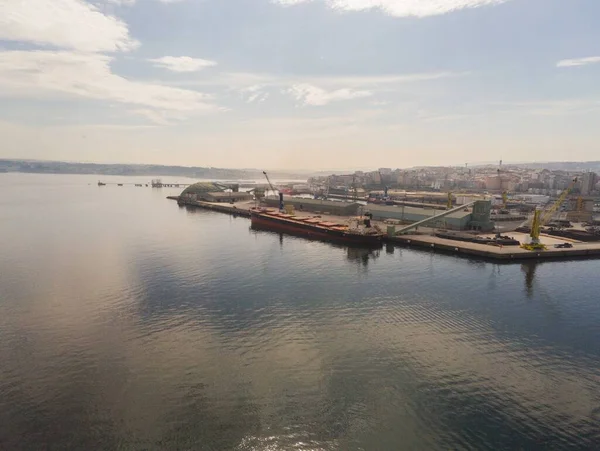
[288,84,372,106]
[272,0,509,18]
[0,51,219,122]
[169,70,464,107]
[556,56,600,68]
[240,85,270,103]
[149,56,217,73]
[0,0,138,52]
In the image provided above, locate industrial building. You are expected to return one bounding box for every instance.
[263,196,362,216]
[366,202,494,231]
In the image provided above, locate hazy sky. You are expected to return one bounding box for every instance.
[1,0,599,170]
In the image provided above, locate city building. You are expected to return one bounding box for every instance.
[581,172,598,195]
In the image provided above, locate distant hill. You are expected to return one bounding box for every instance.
[0,159,312,180]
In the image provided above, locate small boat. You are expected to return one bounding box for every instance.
[98,181,106,186]
[250,208,384,246]
[118,184,123,186]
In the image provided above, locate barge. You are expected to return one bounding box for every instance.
[250,209,384,246]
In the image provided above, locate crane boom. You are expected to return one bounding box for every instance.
[263,171,283,211]
[540,178,578,226]
[262,171,277,194]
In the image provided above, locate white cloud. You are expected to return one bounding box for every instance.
[557,56,600,68]
[177,71,463,106]
[288,84,372,106]
[273,0,509,18]
[240,85,270,103]
[0,0,138,52]
[0,51,219,122]
[149,56,217,73]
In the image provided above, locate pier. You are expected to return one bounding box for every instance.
[170,196,600,262]
[169,196,253,217]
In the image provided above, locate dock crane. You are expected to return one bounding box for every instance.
[263,171,283,211]
[522,177,578,250]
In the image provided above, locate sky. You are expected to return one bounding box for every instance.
[1,0,600,170]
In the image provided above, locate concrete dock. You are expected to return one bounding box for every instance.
[389,234,600,260]
[170,196,600,261]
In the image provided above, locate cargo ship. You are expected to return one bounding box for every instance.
[250,208,384,246]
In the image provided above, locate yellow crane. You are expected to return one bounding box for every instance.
[522,178,578,250]
[447,192,453,210]
[524,209,544,250]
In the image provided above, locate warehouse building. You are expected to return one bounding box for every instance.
[263,196,361,216]
[367,204,472,230]
[366,200,494,231]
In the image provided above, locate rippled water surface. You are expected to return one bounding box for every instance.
[1,174,600,450]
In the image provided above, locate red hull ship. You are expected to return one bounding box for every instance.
[250,209,384,246]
